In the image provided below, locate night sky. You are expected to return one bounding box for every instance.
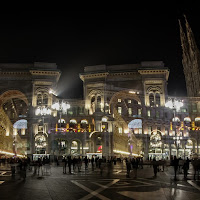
[1,5,200,99]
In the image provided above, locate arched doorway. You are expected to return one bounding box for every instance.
[185,139,194,158]
[35,134,47,154]
[0,90,29,156]
[51,139,69,156]
[70,140,82,156]
[149,131,163,160]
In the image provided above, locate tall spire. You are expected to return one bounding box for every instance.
[179,18,194,97]
[184,15,200,97]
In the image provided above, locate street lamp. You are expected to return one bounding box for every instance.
[35,106,52,154]
[52,100,70,155]
[52,100,70,128]
[165,98,183,157]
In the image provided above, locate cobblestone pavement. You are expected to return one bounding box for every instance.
[0,162,200,200]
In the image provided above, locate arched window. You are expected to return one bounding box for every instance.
[58,118,66,124]
[184,117,191,122]
[172,117,180,122]
[155,93,160,107]
[81,119,88,131]
[195,117,200,127]
[69,119,77,129]
[149,93,154,107]
[97,96,101,111]
[81,119,88,124]
[37,94,42,105]
[91,96,95,113]
[43,93,48,105]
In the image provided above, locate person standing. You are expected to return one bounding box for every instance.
[62,157,67,174]
[173,156,179,180]
[77,156,82,172]
[131,157,139,178]
[84,156,88,170]
[95,156,99,168]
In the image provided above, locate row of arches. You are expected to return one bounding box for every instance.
[50,139,85,155]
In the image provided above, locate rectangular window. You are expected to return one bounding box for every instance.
[118,107,122,115]
[138,109,141,116]
[165,128,168,135]
[156,111,159,118]
[147,110,151,117]
[181,108,187,113]
[118,127,122,134]
[164,112,168,118]
[128,99,131,103]
[192,103,197,113]
[172,130,175,136]
[118,99,121,102]
[138,101,141,105]
[148,126,152,135]
[128,108,132,116]
[139,128,142,134]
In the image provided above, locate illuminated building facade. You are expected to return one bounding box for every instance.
[0,61,200,160]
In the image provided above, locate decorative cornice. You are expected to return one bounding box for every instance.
[138,69,169,80]
[30,70,61,82]
[33,81,53,86]
[80,72,109,81]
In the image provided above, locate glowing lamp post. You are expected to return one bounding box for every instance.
[35,106,52,116]
[52,100,70,155]
[35,106,52,154]
[52,100,70,125]
[165,98,183,157]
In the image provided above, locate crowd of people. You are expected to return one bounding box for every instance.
[61,156,117,175]
[0,155,195,181]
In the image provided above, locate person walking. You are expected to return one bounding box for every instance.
[67,156,72,174]
[126,158,131,178]
[152,158,158,177]
[182,161,189,179]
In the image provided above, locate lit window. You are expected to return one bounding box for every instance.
[128,100,131,103]
[101,117,107,122]
[195,117,200,121]
[184,117,191,122]
[165,128,168,135]
[181,108,187,113]
[118,127,122,134]
[138,109,141,116]
[139,128,142,134]
[148,126,152,135]
[70,119,77,124]
[128,108,132,116]
[58,118,66,123]
[118,107,122,115]
[118,99,121,102]
[138,101,141,105]
[147,110,151,117]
